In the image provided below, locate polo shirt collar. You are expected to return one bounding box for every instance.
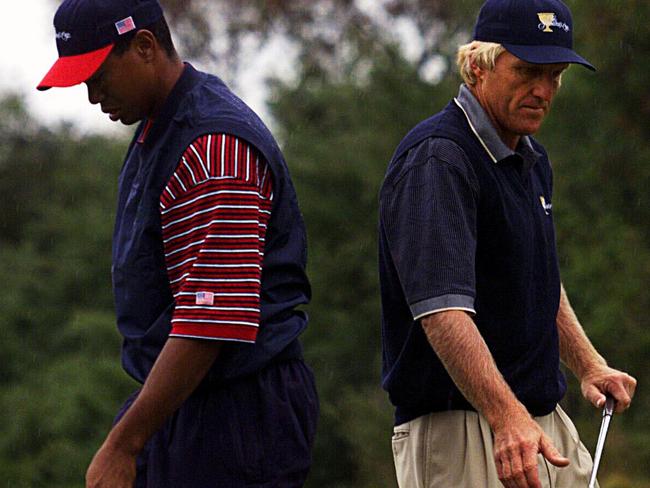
[454,84,538,166]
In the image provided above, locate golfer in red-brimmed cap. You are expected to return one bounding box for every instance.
[39,2,319,487]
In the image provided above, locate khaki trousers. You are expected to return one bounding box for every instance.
[392,405,597,488]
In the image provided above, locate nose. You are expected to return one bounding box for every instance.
[85,81,105,105]
[530,74,557,103]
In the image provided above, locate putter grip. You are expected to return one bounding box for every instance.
[603,396,615,417]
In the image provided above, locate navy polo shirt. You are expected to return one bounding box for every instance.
[379,85,566,425]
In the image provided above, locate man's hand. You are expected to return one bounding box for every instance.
[493,412,569,488]
[581,365,637,413]
[85,442,137,488]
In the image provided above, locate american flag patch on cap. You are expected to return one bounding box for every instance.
[115,16,136,35]
[196,291,215,305]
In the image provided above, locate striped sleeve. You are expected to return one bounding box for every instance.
[159,133,273,343]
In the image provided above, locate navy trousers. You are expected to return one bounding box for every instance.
[115,359,319,487]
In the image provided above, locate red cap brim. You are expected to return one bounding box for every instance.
[37,44,114,91]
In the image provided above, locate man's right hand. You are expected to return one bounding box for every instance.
[492,412,569,488]
[421,311,569,487]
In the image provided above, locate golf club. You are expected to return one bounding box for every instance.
[588,396,615,488]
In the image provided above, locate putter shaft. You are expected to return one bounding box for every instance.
[588,397,615,488]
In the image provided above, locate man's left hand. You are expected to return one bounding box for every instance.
[85,442,137,488]
[581,365,637,413]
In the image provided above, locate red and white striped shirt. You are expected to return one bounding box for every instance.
[159,133,273,343]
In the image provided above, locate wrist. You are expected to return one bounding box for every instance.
[576,356,608,381]
[104,423,147,457]
[484,399,531,432]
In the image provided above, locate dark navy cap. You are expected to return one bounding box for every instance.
[37,0,164,90]
[473,0,595,70]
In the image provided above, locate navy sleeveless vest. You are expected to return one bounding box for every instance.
[112,64,310,383]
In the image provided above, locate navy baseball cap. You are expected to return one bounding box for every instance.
[37,0,164,90]
[473,0,595,71]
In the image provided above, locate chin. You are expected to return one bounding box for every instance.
[515,121,543,136]
[119,115,143,126]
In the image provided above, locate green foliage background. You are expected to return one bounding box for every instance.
[1,0,648,486]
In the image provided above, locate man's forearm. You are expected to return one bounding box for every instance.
[104,337,222,455]
[556,283,606,380]
[421,310,529,429]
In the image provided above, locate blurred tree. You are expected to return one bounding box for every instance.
[158,0,482,82]
[0,95,136,487]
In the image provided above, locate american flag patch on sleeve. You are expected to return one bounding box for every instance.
[115,16,136,35]
[196,291,215,305]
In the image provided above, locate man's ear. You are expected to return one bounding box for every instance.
[470,58,485,84]
[131,30,157,62]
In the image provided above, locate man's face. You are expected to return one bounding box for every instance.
[473,51,568,148]
[84,44,156,125]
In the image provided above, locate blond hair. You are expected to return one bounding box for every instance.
[457,41,505,86]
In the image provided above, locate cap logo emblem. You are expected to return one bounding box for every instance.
[537,12,570,33]
[115,16,136,35]
[539,196,552,215]
[55,31,72,41]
